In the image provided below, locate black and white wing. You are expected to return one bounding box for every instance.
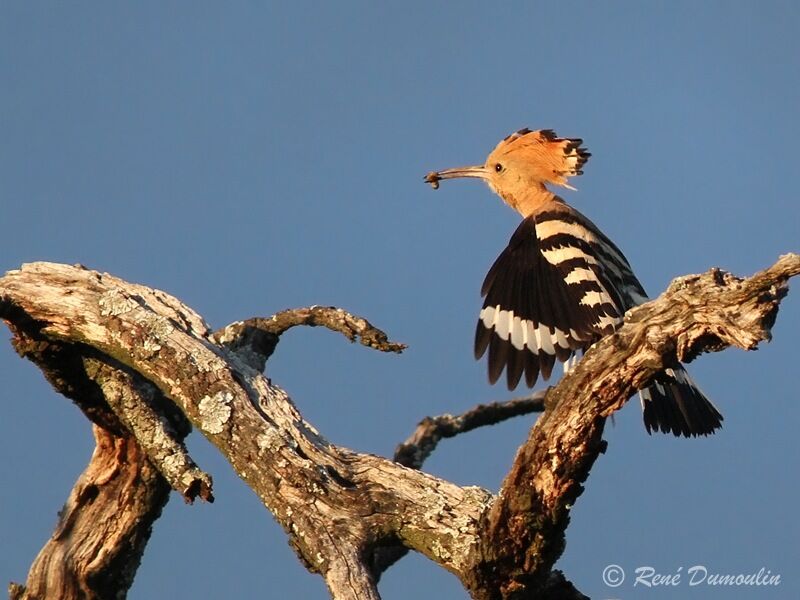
[475,208,646,390]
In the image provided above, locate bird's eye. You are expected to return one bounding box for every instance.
[494,163,503,172]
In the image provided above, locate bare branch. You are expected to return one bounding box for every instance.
[1,286,208,597]
[212,306,406,370]
[324,554,381,600]
[1,263,488,597]
[395,392,547,469]
[465,253,800,598]
[90,359,213,503]
[5,319,212,504]
[2,255,796,599]
[370,392,548,579]
[9,425,170,600]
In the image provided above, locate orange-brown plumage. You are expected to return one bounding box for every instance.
[489,128,589,188]
[424,127,724,437]
[425,128,590,216]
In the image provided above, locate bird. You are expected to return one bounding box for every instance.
[425,128,722,437]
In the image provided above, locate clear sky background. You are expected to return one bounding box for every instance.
[1,3,798,599]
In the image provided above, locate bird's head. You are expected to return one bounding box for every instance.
[425,128,590,214]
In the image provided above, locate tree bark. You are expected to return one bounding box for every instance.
[8,425,169,600]
[5,328,196,600]
[1,255,797,599]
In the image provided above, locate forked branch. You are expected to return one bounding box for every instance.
[466,253,800,597]
[1,254,796,600]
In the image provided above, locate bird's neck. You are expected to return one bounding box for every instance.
[500,184,559,217]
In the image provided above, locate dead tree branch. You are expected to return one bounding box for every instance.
[466,253,800,598]
[90,359,214,503]
[4,322,201,599]
[8,424,170,600]
[371,392,547,578]
[1,254,797,600]
[212,306,406,371]
[395,392,547,469]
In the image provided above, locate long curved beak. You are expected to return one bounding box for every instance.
[424,165,489,189]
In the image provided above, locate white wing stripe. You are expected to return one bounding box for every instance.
[480,307,577,354]
[480,306,578,355]
[554,326,570,349]
[580,290,609,307]
[495,308,512,340]
[540,246,597,266]
[535,219,592,244]
[564,267,597,284]
[595,314,622,331]
[526,320,538,354]
[536,219,630,271]
[536,323,555,355]
[510,315,525,350]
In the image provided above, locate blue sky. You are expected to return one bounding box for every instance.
[1,3,798,599]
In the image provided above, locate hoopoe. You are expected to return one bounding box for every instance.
[425,128,722,437]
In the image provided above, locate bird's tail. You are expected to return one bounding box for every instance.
[639,366,723,437]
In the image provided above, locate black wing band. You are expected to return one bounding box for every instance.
[476,214,636,389]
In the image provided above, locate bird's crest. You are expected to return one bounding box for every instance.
[494,128,590,190]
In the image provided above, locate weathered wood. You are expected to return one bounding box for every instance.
[1,255,797,599]
[395,392,547,470]
[4,327,194,600]
[9,425,169,600]
[0,264,491,600]
[212,305,406,371]
[466,254,800,599]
